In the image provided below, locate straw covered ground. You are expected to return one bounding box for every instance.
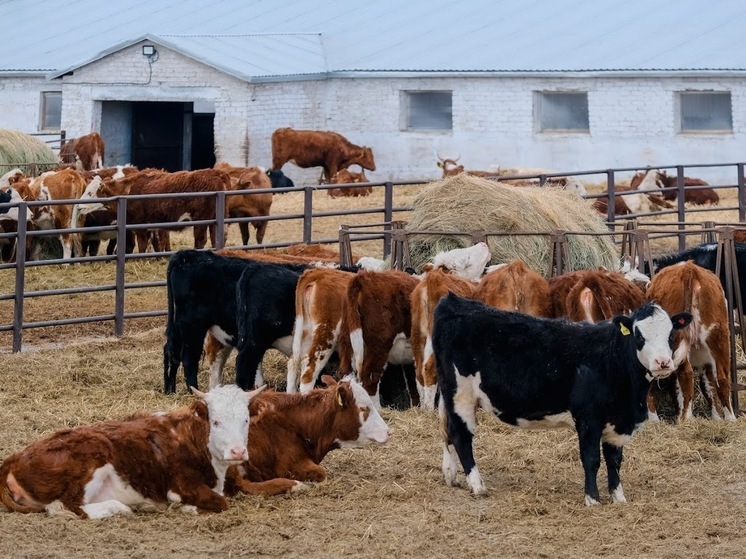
[2,177,746,558]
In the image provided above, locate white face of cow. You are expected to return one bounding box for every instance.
[624,304,690,379]
[431,242,492,280]
[197,385,258,464]
[337,379,392,449]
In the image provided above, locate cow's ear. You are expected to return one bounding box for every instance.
[335,384,350,408]
[192,400,208,420]
[266,169,271,176]
[321,375,337,387]
[422,263,434,272]
[437,161,444,169]
[670,312,692,330]
[612,315,633,336]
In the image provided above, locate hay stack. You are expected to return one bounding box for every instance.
[406,174,619,276]
[0,129,58,175]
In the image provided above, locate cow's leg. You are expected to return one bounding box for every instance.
[253,219,268,245]
[675,362,695,422]
[179,484,229,513]
[238,222,250,246]
[698,364,723,420]
[577,421,603,506]
[134,230,149,253]
[438,396,460,487]
[193,225,208,249]
[234,342,264,390]
[646,386,660,422]
[290,460,328,483]
[204,333,233,389]
[602,442,626,503]
[180,330,206,392]
[60,234,73,260]
[421,336,438,410]
[81,500,134,519]
[299,321,338,394]
[234,478,304,496]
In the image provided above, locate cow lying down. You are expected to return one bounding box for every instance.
[226,376,391,492]
[433,294,691,505]
[0,385,302,519]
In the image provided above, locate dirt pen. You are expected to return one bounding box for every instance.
[2,170,746,558]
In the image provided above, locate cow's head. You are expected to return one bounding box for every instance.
[0,189,12,214]
[612,303,692,380]
[427,242,492,280]
[436,154,464,177]
[322,375,392,448]
[355,147,376,172]
[266,169,294,191]
[191,384,267,464]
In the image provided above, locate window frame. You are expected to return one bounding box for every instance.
[40,91,62,132]
[677,91,733,134]
[400,90,453,132]
[535,91,590,134]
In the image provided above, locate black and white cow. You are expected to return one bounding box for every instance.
[433,293,691,506]
[163,250,308,394]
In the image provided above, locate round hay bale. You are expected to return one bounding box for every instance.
[406,174,619,276]
[0,129,58,176]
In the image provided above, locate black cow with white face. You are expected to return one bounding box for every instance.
[266,169,294,192]
[433,294,691,506]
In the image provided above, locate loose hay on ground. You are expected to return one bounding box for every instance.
[406,175,619,275]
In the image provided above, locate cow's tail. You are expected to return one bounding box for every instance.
[163,259,180,393]
[346,276,366,375]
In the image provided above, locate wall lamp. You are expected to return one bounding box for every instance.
[142,45,156,57]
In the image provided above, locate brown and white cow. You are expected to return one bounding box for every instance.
[271,128,376,183]
[225,376,391,490]
[17,168,88,260]
[630,169,719,205]
[410,269,478,409]
[0,385,303,519]
[327,168,372,198]
[75,168,230,252]
[550,268,646,323]
[288,267,357,394]
[646,261,735,422]
[337,269,421,408]
[214,162,273,244]
[59,132,105,171]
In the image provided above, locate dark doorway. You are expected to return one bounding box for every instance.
[191,113,216,169]
[132,102,185,171]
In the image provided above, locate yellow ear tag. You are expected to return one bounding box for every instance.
[336,392,344,407]
[620,324,631,336]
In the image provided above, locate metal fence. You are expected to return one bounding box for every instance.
[2,162,746,354]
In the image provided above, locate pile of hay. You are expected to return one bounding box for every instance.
[0,129,58,175]
[406,174,619,276]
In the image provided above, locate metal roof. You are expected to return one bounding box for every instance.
[3,0,746,80]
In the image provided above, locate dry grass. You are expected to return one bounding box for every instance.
[1,335,745,558]
[2,181,746,557]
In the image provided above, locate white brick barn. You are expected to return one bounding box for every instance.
[2,0,746,183]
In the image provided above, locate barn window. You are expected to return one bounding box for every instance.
[536,92,589,132]
[40,91,62,131]
[678,92,732,132]
[402,91,452,131]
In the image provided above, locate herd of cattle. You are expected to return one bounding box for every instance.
[0,128,742,520]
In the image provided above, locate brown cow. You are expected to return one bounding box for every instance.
[214,162,273,244]
[327,168,372,198]
[337,269,421,408]
[410,269,478,409]
[74,168,230,252]
[59,132,105,171]
[550,268,646,323]
[646,261,735,422]
[630,169,719,205]
[225,376,391,489]
[474,260,552,317]
[271,128,376,183]
[436,155,501,179]
[0,385,300,519]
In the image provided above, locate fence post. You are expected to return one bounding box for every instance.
[676,165,686,251]
[701,221,716,244]
[383,181,394,259]
[548,231,567,277]
[738,163,745,222]
[12,203,28,353]
[338,225,352,267]
[303,186,313,244]
[215,190,226,249]
[715,228,742,415]
[114,197,127,337]
[606,170,615,228]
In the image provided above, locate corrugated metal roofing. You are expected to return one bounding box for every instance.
[2,0,746,79]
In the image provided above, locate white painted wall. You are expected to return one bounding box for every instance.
[0,76,59,133]
[3,50,746,186]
